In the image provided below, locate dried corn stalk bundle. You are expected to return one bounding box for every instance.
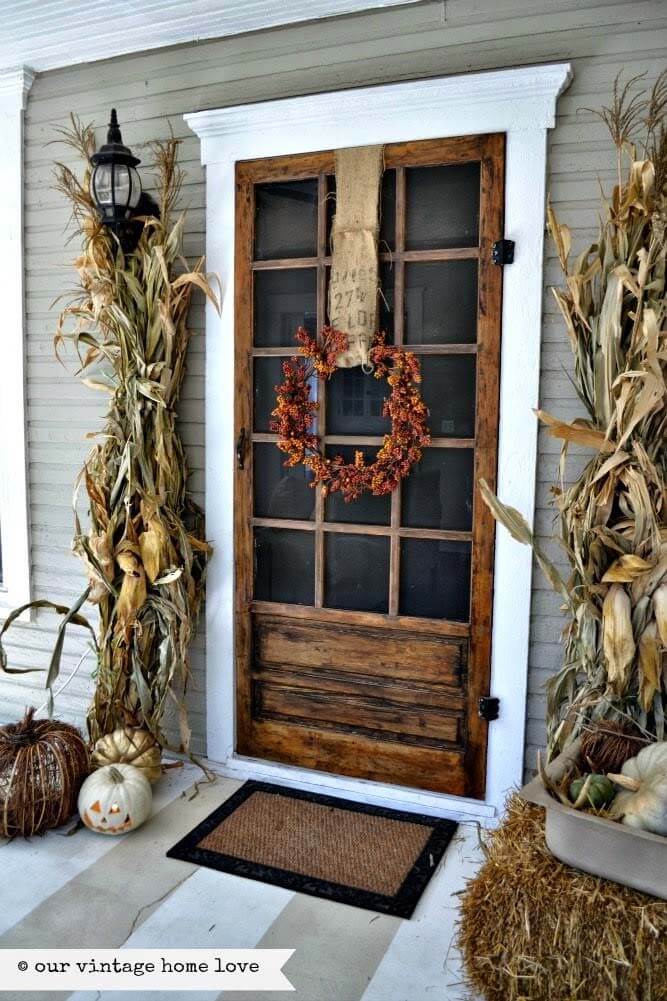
[481,74,667,756]
[51,117,220,751]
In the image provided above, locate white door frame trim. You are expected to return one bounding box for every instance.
[0,66,34,616]
[186,62,572,822]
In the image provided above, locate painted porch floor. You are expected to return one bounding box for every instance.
[0,763,483,1001]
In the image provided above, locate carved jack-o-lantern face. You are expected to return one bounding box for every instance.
[83,797,135,833]
[78,763,152,836]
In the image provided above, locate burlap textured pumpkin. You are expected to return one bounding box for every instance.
[91,727,162,783]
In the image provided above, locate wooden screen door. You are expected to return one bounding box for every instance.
[234,134,505,798]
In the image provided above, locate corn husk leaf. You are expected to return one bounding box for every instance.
[638,620,662,711]
[479,479,570,603]
[653,582,667,647]
[602,584,635,692]
[602,554,655,582]
[536,410,616,452]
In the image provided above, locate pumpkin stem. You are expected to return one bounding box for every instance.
[3,707,38,746]
[607,772,641,791]
[107,765,125,783]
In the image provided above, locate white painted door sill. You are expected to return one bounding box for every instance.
[208,752,498,825]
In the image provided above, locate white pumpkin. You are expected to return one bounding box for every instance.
[609,741,667,836]
[78,763,152,835]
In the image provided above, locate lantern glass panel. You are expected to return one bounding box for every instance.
[122,166,142,209]
[92,164,113,207]
[91,163,142,218]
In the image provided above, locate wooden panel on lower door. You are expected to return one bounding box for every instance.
[253,614,466,686]
[242,717,468,796]
[255,680,463,745]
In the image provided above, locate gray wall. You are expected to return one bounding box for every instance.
[3,0,665,775]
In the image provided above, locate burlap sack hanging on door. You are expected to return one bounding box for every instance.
[328,145,384,368]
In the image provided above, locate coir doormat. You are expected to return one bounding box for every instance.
[167,780,457,918]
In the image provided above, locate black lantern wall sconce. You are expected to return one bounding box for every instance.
[90,109,156,252]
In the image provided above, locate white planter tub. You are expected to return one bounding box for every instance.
[521,768,667,901]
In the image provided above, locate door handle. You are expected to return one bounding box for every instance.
[236,427,247,470]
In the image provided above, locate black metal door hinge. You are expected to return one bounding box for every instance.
[492,239,515,266]
[478,696,500,721]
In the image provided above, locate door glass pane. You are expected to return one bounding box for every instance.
[324,445,391,526]
[324,533,389,613]
[405,163,480,250]
[379,261,394,340]
[405,260,478,344]
[254,357,320,434]
[379,169,396,252]
[254,443,315,520]
[255,179,318,260]
[420,355,476,438]
[327,366,389,435]
[400,539,471,621]
[254,269,317,347]
[325,174,336,253]
[253,357,285,432]
[254,528,314,605]
[402,448,474,531]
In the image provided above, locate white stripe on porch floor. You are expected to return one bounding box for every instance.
[0,769,482,1001]
[69,866,294,1001]
[359,826,481,1001]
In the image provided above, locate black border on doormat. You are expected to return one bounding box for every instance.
[166,779,458,919]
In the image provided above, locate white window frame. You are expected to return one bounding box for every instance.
[0,67,33,613]
[186,62,572,822]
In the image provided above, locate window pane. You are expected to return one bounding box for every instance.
[400,539,471,621]
[378,261,394,340]
[325,174,336,252]
[255,179,318,260]
[405,163,480,250]
[254,358,320,435]
[326,365,389,435]
[254,443,315,520]
[253,357,285,432]
[405,260,478,345]
[254,269,317,347]
[324,445,391,526]
[421,355,476,438]
[254,528,314,605]
[379,169,396,252]
[325,533,389,613]
[402,448,474,530]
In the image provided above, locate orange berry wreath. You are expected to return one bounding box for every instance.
[271,326,431,501]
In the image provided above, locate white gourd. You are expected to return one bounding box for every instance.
[609,741,667,836]
[78,763,152,835]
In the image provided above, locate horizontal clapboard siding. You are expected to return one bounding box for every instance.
[3,0,663,776]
